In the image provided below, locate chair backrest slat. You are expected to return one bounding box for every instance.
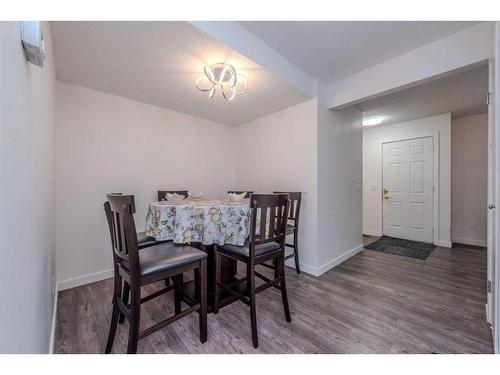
[227,190,254,198]
[268,206,276,238]
[259,206,267,241]
[248,194,289,258]
[158,190,189,201]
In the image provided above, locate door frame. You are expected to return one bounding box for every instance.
[492,23,500,354]
[381,132,440,246]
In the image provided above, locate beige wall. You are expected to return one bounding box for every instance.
[0,22,56,353]
[451,113,488,246]
[363,113,452,246]
[236,98,319,271]
[55,82,237,286]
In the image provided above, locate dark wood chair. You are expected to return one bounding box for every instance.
[106,193,169,325]
[274,192,302,274]
[227,190,254,198]
[157,190,189,201]
[104,195,207,354]
[213,193,291,348]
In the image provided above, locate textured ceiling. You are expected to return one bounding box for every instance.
[356,64,489,127]
[239,21,481,83]
[51,21,310,126]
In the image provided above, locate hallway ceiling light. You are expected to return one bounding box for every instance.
[363,116,383,126]
[196,63,247,101]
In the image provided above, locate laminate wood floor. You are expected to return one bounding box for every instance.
[55,238,493,353]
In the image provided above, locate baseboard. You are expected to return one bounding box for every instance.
[288,244,364,277]
[363,230,382,237]
[316,244,364,276]
[285,258,324,276]
[58,269,114,292]
[48,283,58,354]
[435,240,452,248]
[452,237,487,248]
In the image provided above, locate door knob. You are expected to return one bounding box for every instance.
[383,188,390,200]
[489,204,496,209]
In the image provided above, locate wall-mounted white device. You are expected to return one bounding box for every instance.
[20,21,45,67]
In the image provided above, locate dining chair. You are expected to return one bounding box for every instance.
[104,195,207,354]
[273,191,302,274]
[227,190,254,198]
[213,193,291,348]
[106,193,171,324]
[157,190,189,201]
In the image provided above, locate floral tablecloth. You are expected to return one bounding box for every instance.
[145,199,251,246]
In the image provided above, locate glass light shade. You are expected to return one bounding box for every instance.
[196,63,247,101]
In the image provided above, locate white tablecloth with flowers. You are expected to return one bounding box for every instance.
[145,199,251,246]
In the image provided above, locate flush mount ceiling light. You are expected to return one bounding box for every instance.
[196,63,247,101]
[362,116,384,127]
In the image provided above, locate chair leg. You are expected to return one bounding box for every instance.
[173,274,183,315]
[119,281,130,324]
[293,230,300,274]
[127,284,141,354]
[213,249,221,314]
[278,254,292,322]
[247,262,258,348]
[105,271,122,353]
[199,258,208,343]
[194,268,200,302]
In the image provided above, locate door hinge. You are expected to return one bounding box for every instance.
[487,280,492,293]
[487,92,492,105]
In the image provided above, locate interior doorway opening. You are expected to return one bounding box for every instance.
[359,62,493,344]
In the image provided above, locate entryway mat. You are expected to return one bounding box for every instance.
[364,235,435,260]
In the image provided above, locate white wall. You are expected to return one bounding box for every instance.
[0,22,56,353]
[236,98,319,271]
[55,82,237,287]
[237,90,363,276]
[451,113,488,247]
[363,113,452,246]
[317,83,363,274]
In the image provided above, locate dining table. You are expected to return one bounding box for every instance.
[145,198,253,312]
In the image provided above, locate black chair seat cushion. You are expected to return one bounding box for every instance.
[137,231,158,249]
[286,224,296,235]
[218,240,281,258]
[133,242,207,277]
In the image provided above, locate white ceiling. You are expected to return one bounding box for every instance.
[356,64,489,127]
[51,21,310,126]
[239,21,481,83]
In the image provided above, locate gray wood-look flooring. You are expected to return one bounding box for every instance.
[55,237,493,353]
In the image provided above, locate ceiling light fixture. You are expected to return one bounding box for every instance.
[362,116,384,127]
[196,63,247,101]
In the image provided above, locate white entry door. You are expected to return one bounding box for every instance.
[382,137,434,243]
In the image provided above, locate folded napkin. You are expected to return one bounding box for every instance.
[188,192,204,200]
[227,192,247,201]
[165,192,186,202]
